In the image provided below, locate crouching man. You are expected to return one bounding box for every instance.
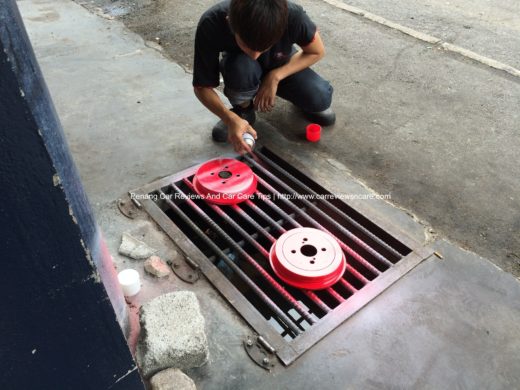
[193,0,335,153]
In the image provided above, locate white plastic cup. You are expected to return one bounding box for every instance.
[118,269,141,297]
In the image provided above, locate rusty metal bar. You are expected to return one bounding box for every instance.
[208,231,267,262]
[207,214,298,262]
[303,291,331,313]
[181,179,316,325]
[254,190,301,229]
[244,199,287,235]
[233,203,277,243]
[252,151,405,259]
[337,278,357,293]
[158,189,301,335]
[326,288,345,304]
[246,156,393,270]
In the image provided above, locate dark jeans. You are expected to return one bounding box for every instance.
[220,52,333,112]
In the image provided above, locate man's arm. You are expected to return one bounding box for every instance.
[194,87,257,154]
[254,32,325,112]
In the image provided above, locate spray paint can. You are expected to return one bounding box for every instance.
[242,133,255,151]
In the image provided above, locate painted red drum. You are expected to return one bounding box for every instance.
[192,158,257,205]
[269,228,347,290]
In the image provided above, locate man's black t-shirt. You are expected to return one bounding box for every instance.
[193,0,317,87]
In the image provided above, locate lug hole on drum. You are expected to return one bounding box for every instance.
[303,238,308,242]
[322,248,326,251]
[300,244,318,257]
[236,174,240,177]
[291,250,296,254]
[222,181,226,184]
[210,172,214,175]
[310,260,315,264]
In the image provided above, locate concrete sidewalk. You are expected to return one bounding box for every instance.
[18,0,520,388]
[18,0,215,208]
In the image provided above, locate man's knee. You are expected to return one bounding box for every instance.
[220,53,262,91]
[279,71,334,113]
[303,79,333,112]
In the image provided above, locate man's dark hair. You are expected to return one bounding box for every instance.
[229,0,289,52]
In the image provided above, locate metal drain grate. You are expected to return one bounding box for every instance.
[132,147,433,365]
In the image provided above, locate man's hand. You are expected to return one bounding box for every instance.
[254,71,280,112]
[226,116,257,154]
[193,88,257,154]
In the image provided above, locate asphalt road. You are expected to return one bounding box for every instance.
[78,0,520,277]
[339,0,520,69]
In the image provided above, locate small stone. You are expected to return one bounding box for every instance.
[119,232,157,259]
[144,256,171,278]
[150,368,197,390]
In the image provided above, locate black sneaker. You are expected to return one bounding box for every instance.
[303,107,336,127]
[212,102,256,143]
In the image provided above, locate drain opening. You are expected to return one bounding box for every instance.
[137,147,430,364]
[155,148,409,329]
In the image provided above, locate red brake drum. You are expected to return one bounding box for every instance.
[192,158,257,205]
[269,228,347,290]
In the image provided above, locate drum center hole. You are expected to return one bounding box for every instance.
[301,244,318,257]
[218,170,232,179]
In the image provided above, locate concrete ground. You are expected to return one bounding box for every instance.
[18,0,520,388]
[77,0,520,277]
